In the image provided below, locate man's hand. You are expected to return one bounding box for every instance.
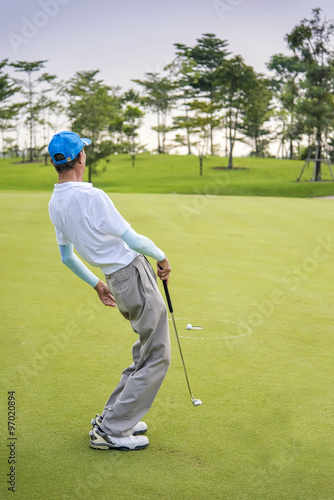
[157,256,172,285]
[94,280,117,307]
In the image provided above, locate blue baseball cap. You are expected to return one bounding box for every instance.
[48,131,91,165]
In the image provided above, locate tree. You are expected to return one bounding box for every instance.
[173,101,212,175]
[215,56,255,168]
[240,75,273,157]
[133,72,176,154]
[0,59,21,154]
[107,86,125,151]
[122,105,144,166]
[11,60,57,161]
[67,70,118,182]
[171,115,197,155]
[286,8,334,180]
[165,56,198,155]
[172,34,230,155]
[38,74,65,154]
[189,106,212,176]
[122,90,145,166]
[267,54,303,158]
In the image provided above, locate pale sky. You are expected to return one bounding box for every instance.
[1,0,333,153]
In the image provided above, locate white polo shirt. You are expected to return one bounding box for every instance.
[49,182,139,275]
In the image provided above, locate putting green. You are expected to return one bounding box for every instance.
[172,318,252,340]
[1,191,334,500]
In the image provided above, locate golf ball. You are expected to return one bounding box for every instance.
[187,324,192,330]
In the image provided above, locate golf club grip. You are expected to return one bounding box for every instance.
[162,280,173,313]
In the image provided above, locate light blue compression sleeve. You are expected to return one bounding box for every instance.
[121,227,165,261]
[59,244,99,287]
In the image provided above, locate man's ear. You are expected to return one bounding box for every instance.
[77,150,85,164]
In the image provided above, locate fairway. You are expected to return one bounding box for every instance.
[1,191,334,499]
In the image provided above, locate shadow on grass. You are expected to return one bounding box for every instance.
[210,166,249,170]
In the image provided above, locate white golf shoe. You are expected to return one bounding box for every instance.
[91,414,148,435]
[89,427,149,451]
[132,421,148,435]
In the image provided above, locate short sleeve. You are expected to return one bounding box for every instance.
[54,226,71,245]
[91,190,130,237]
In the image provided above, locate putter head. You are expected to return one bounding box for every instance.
[192,398,203,406]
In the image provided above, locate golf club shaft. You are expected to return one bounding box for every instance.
[162,280,197,403]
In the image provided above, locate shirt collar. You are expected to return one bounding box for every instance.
[53,181,93,190]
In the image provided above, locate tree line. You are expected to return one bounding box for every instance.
[1,8,334,180]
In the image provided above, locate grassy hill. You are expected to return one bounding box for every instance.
[1,153,334,197]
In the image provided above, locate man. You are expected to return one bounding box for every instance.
[48,131,172,451]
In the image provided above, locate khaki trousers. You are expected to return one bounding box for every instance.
[101,255,171,437]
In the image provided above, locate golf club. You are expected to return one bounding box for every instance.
[162,279,202,407]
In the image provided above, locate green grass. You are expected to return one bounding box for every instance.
[1,191,334,499]
[1,153,334,197]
